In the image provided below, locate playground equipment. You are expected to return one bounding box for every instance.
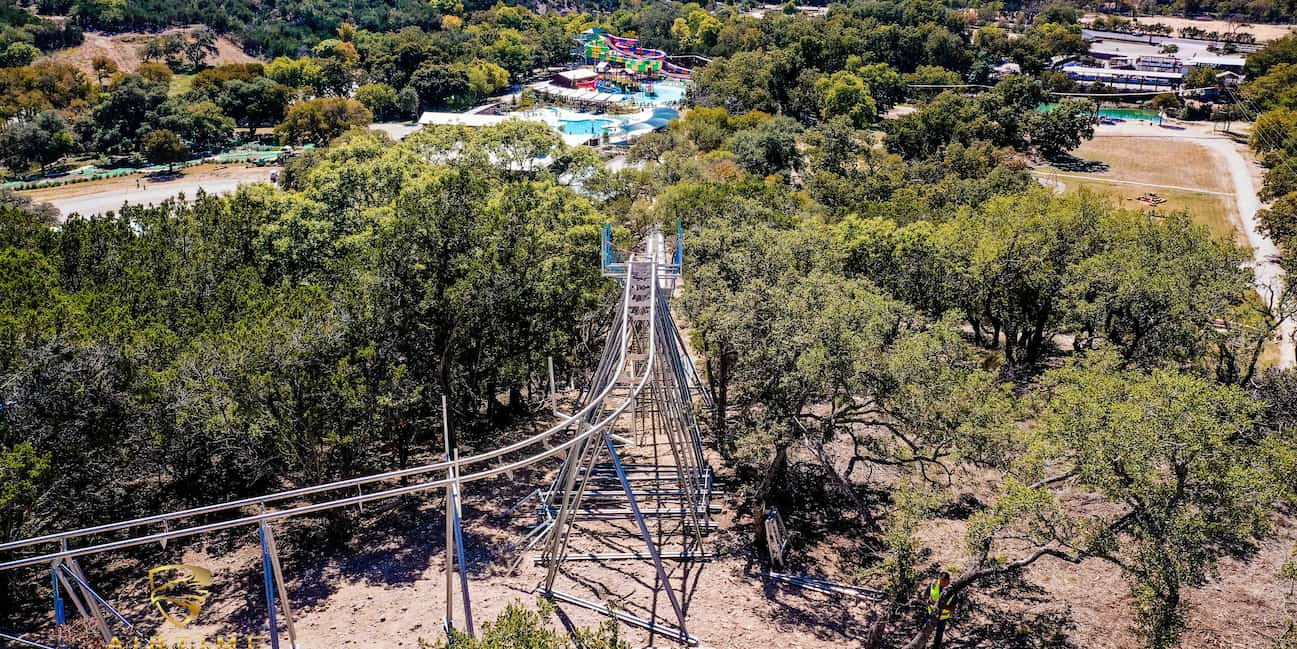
[596,75,642,94]
[584,32,693,79]
[0,227,713,648]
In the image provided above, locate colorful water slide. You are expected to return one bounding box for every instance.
[585,33,692,78]
[604,34,666,60]
[662,62,693,79]
[585,41,662,72]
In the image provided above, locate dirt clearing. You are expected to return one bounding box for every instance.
[1085,14,1296,41]
[21,163,278,219]
[37,28,259,77]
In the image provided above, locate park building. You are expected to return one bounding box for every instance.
[1060,64,1184,89]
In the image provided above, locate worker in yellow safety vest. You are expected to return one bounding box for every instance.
[923,571,958,648]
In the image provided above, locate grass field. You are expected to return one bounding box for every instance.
[1056,137,1234,192]
[1040,136,1247,247]
[170,74,194,97]
[1050,177,1245,245]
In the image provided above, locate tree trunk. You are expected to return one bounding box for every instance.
[752,443,789,554]
[863,611,890,649]
[812,438,878,531]
[1024,309,1050,367]
[902,619,936,649]
[715,349,733,458]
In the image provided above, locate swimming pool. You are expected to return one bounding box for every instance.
[1038,103,1162,122]
[1095,107,1161,121]
[561,118,622,135]
[515,105,682,143]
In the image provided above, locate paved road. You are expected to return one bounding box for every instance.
[28,166,279,220]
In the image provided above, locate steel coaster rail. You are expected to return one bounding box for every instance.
[540,258,701,639]
[0,273,657,573]
[542,260,662,580]
[0,631,55,649]
[0,268,642,557]
[0,377,656,572]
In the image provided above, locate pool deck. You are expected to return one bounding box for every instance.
[414,78,686,147]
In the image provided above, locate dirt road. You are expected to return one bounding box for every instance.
[1092,120,1295,367]
[22,164,279,220]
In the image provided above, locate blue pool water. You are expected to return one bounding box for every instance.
[597,80,688,108]
[561,118,620,135]
[1038,103,1162,123]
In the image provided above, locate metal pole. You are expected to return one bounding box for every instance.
[0,632,56,649]
[63,557,112,641]
[57,565,138,634]
[450,449,474,637]
[541,423,595,591]
[260,523,298,648]
[259,526,281,649]
[604,435,689,638]
[442,394,454,633]
[53,567,90,627]
[548,356,557,415]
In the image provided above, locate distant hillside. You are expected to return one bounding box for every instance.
[36,27,260,77]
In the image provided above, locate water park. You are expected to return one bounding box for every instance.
[530,29,695,143]
[419,29,698,146]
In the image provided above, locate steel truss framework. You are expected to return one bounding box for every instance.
[0,232,713,649]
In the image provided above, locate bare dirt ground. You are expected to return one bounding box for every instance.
[20,163,278,219]
[12,433,1288,649]
[1085,13,1296,41]
[36,28,258,76]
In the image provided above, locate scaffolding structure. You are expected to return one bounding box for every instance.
[0,228,713,649]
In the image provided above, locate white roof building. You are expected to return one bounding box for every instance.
[417,112,514,127]
[554,69,599,83]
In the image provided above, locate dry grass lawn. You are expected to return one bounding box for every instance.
[1041,136,1248,247]
[1052,177,1243,245]
[1053,137,1234,193]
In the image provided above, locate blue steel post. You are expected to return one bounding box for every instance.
[259,526,281,649]
[601,223,611,271]
[51,564,66,649]
[674,222,683,271]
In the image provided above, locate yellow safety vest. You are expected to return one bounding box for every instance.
[928,582,954,620]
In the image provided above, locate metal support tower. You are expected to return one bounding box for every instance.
[533,230,713,646]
